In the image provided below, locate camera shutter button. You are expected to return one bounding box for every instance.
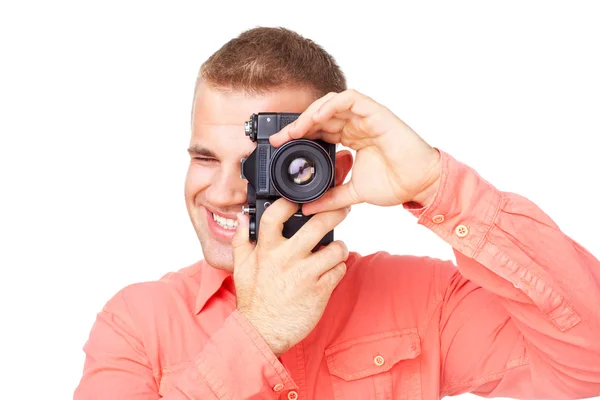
[241,206,256,215]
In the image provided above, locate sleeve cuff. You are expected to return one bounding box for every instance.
[230,310,298,391]
[193,310,298,398]
[403,148,502,258]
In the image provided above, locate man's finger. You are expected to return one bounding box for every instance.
[304,240,349,280]
[313,89,378,125]
[305,131,342,144]
[284,92,339,142]
[286,206,350,254]
[288,117,346,145]
[232,213,255,264]
[317,261,347,291]
[269,92,337,147]
[309,117,347,135]
[302,181,361,215]
[257,197,301,245]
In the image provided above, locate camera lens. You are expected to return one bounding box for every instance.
[271,139,334,203]
[287,157,315,185]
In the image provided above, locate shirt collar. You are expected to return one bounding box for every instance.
[194,260,233,314]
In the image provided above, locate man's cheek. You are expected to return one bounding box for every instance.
[185,168,210,199]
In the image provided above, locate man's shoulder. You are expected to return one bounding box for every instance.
[103,260,207,319]
[126,260,204,293]
[323,251,458,334]
[346,250,453,278]
[341,250,458,302]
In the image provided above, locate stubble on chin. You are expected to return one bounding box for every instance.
[197,227,234,272]
[204,245,234,272]
[189,208,235,271]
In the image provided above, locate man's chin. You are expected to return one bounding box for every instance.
[201,236,234,271]
[191,214,233,268]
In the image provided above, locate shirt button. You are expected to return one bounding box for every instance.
[287,390,298,400]
[432,214,445,224]
[273,383,284,392]
[455,224,469,237]
[374,355,385,366]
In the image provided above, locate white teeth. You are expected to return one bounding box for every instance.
[212,213,238,230]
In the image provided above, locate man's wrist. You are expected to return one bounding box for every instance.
[411,176,440,208]
[237,308,288,357]
[409,148,442,208]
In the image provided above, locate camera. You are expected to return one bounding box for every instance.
[240,112,336,247]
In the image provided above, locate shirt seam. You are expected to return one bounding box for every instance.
[485,239,581,331]
[162,265,202,281]
[194,352,229,399]
[417,148,450,229]
[441,358,530,394]
[471,191,503,259]
[111,291,161,384]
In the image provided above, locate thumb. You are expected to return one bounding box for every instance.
[232,212,254,264]
[302,181,360,215]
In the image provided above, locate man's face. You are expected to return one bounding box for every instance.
[185,81,317,272]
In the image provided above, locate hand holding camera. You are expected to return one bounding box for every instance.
[241,112,337,247]
[270,89,443,213]
[233,112,349,356]
[232,198,350,357]
[232,88,442,357]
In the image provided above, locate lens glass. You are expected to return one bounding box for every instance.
[287,157,314,185]
[271,139,334,203]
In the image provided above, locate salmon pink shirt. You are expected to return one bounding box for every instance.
[74,150,600,399]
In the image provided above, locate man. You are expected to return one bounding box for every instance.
[74,27,600,399]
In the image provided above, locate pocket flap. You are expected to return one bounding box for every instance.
[325,329,421,381]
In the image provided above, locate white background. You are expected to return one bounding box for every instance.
[1,1,599,399]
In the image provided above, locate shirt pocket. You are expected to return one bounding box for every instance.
[325,329,422,400]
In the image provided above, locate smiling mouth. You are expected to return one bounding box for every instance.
[212,212,238,230]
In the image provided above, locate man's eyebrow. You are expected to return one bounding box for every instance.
[187,145,216,158]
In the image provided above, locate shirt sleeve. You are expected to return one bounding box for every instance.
[404,149,600,399]
[73,287,297,399]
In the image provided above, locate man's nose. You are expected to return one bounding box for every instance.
[206,165,247,207]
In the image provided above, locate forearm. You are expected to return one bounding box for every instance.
[407,149,600,397]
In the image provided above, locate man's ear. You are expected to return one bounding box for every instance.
[334,150,353,186]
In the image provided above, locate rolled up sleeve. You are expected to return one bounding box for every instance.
[405,149,600,399]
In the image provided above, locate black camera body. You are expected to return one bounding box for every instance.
[241,112,336,247]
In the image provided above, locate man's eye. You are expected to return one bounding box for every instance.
[194,157,216,162]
